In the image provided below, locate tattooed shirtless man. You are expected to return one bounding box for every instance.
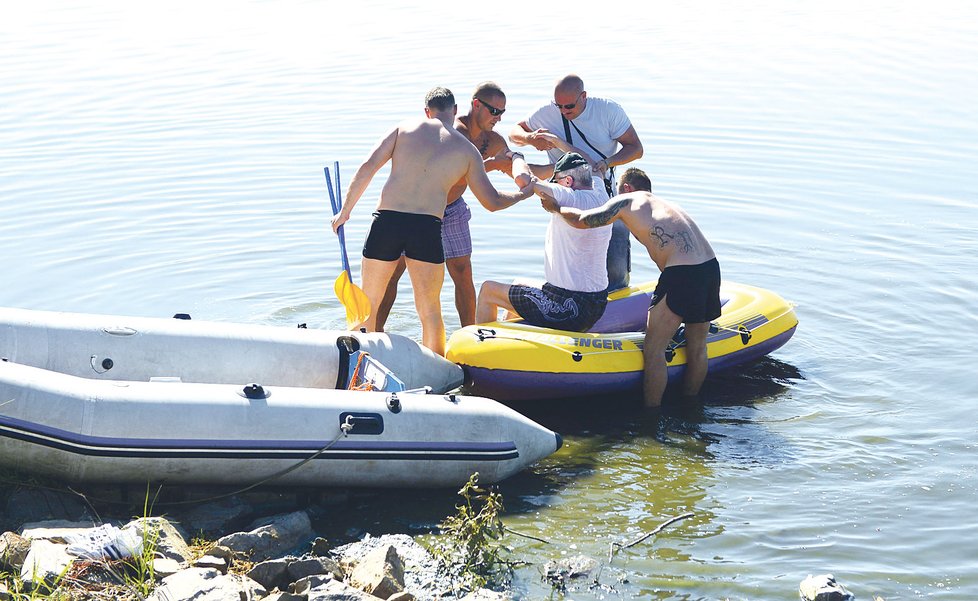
[542,167,720,407]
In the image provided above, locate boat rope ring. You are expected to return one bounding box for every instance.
[571,351,583,362]
[665,348,676,362]
[476,327,497,341]
[738,325,752,345]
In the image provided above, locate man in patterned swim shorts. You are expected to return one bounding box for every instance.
[374,82,528,329]
[475,152,613,333]
[543,167,720,407]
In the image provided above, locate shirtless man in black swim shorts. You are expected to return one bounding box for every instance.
[542,167,720,407]
[331,87,532,356]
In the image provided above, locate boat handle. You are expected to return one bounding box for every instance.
[339,412,384,435]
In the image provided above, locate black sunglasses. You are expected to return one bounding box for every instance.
[553,91,584,110]
[477,98,505,117]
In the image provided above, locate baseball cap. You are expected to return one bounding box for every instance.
[550,152,589,181]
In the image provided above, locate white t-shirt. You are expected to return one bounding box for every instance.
[525,96,633,169]
[544,182,612,292]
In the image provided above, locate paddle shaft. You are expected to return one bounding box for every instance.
[324,166,353,276]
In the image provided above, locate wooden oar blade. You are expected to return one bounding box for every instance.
[334,271,371,330]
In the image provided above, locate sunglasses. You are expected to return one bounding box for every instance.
[477,98,505,117]
[553,91,584,110]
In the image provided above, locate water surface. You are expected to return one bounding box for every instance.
[3,2,977,598]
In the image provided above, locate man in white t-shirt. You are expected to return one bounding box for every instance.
[509,74,644,292]
[474,152,612,332]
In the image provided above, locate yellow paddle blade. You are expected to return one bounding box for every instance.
[334,271,371,330]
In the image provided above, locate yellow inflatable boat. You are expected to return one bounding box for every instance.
[446,280,797,401]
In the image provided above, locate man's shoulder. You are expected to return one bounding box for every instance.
[526,103,561,127]
[559,186,606,209]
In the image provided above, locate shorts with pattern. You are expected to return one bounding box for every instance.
[362,210,444,264]
[441,197,472,260]
[650,258,722,322]
[509,282,607,332]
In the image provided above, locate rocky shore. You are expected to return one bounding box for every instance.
[0,485,510,601]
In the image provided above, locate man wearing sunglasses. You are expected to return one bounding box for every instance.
[331,87,533,356]
[509,74,644,293]
[375,82,528,332]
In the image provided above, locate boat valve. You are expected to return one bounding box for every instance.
[90,355,114,374]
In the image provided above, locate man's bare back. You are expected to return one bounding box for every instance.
[329,86,531,356]
[570,191,715,272]
[377,118,483,217]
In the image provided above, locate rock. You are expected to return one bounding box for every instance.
[204,544,237,561]
[388,592,416,601]
[1,489,93,531]
[0,531,31,570]
[333,534,442,598]
[19,540,74,588]
[259,593,306,601]
[179,496,253,538]
[544,554,600,581]
[310,536,331,556]
[194,553,229,574]
[248,558,290,591]
[127,516,194,564]
[19,520,99,542]
[153,556,183,578]
[305,576,382,601]
[147,567,267,601]
[459,590,510,601]
[287,555,344,583]
[292,574,334,594]
[800,574,854,601]
[348,544,405,599]
[217,510,313,562]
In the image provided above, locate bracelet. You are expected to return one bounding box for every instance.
[510,151,524,160]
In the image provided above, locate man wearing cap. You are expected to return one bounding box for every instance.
[474,152,613,332]
[374,82,527,331]
[331,87,533,356]
[509,74,644,292]
[541,167,720,407]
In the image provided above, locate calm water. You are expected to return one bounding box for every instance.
[3,2,978,599]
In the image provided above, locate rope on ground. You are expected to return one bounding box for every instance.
[609,511,694,562]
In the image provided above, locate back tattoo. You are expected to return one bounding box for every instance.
[651,225,694,252]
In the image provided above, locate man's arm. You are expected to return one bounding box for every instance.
[594,125,643,177]
[466,148,534,212]
[547,195,631,230]
[508,121,560,152]
[331,128,397,232]
[483,131,515,176]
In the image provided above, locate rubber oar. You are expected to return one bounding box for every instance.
[325,165,370,329]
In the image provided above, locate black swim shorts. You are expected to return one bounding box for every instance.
[362,210,444,264]
[509,282,608,332]
[650,257,722,323]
